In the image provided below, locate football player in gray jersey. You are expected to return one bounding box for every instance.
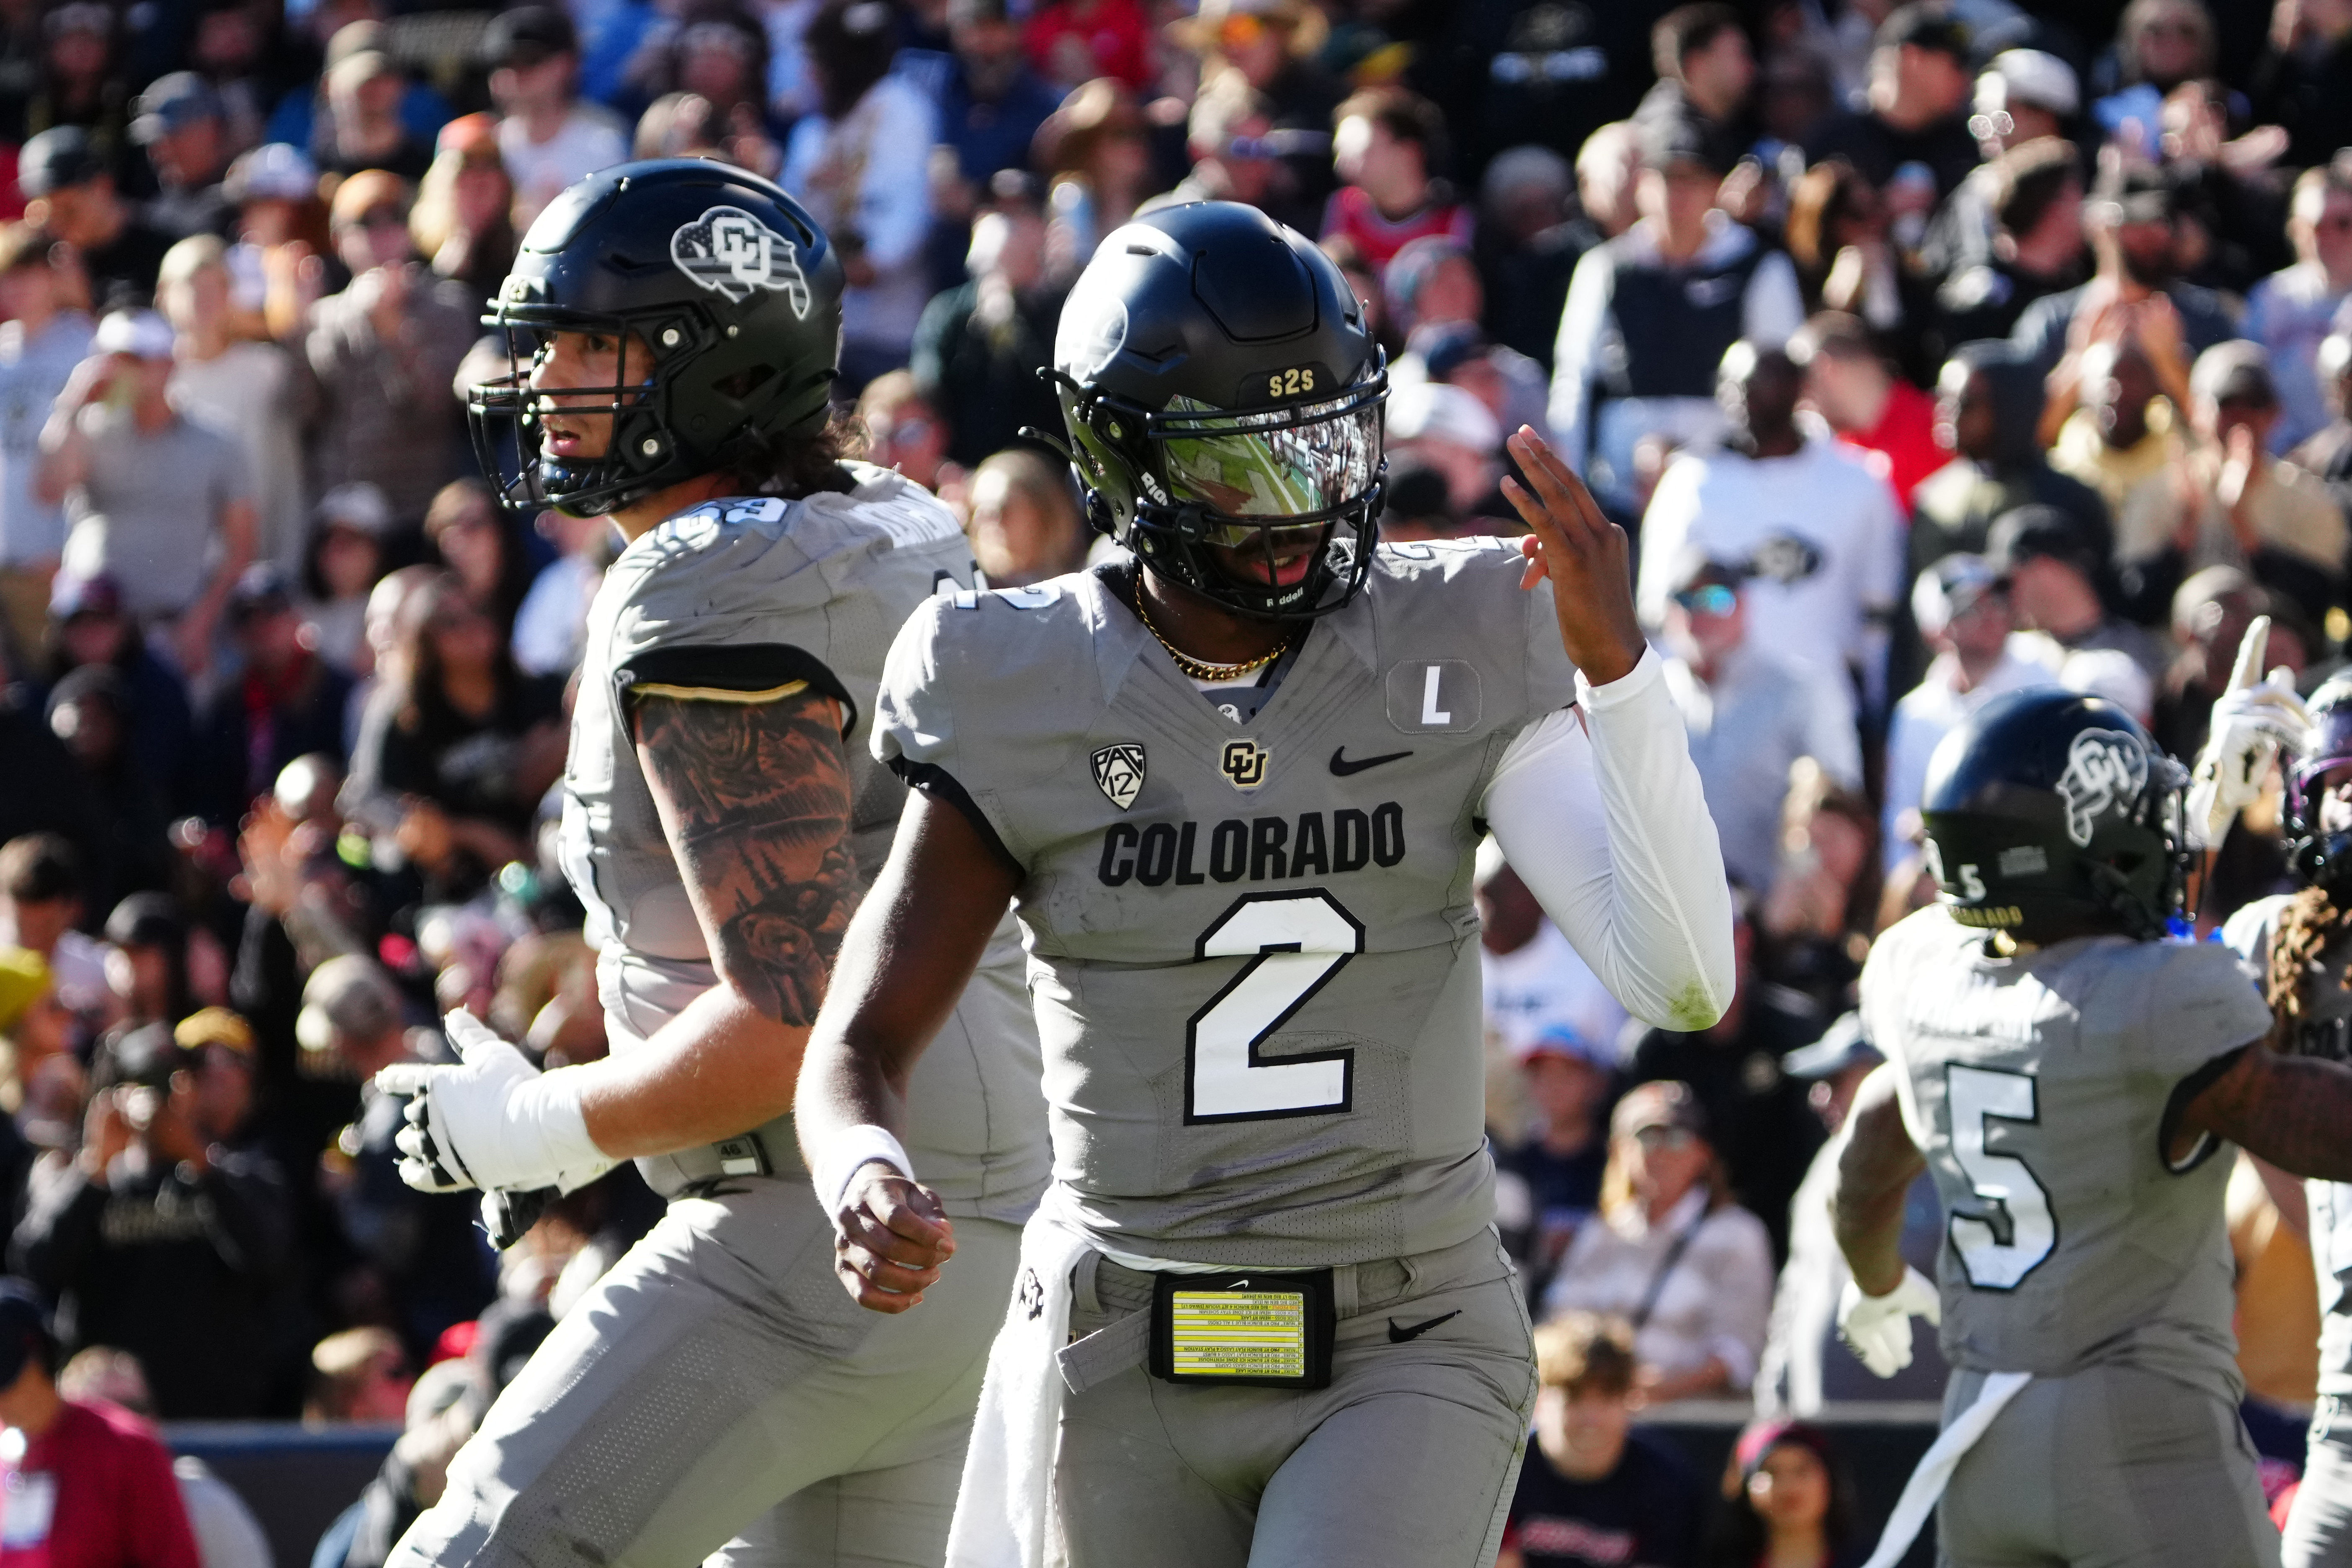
[376,161,1048,1568]
[792,200,1736,1568]
[1832,688,2352,1568]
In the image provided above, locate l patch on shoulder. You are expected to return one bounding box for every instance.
[1092,743,1146,810]
[671,206,812,316]
[1384,660,1481,734]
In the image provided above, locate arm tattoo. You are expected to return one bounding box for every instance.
[2185,1045,2352,1183]
[635,690,856,1027]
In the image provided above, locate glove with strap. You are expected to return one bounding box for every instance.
[376,1010,613,1197]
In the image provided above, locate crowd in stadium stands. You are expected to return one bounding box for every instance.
[0,0,2347,1560]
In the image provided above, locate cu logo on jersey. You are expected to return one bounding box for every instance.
[2055,729,2148,846]
[671,206,812,315]
[1220,739,1270,792]
[1091,743,1146,810]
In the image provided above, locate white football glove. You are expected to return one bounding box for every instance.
[375,1010,613,1196]
[1836,1265,1941,1378]
[2188,676,2311,848]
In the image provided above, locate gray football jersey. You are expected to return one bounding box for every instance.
[1859,906,2272,1398]
[872,539,1579,1266]
[2223,894,2352,1396]
[563,463,1048,1214]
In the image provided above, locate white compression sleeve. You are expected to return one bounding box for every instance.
[1480,648,1735,1032]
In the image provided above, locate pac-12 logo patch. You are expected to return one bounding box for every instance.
[1220,739,1270,792]
[671,206,812,315]
[1091,743,1146,810]
[2056,728,2148,846]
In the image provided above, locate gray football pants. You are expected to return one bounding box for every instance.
[2285,1396,2352,1568]
[1936,1364,2280,1568]
[388,1177,1021,1568]
[1049,1229,1537,1568]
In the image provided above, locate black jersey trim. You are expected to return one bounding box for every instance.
[2158,1043,2252,1176]
[617,644,857,737]
[888,758,1025,879]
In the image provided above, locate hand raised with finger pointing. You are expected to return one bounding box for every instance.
[1500,426,1647,687]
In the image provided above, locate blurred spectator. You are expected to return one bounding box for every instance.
[42,572,195,793]
[1632,6,1755,178]
[0,223,93,669]
[304,171,476,530]
[1702,1420,1862,1568]
[1795,5,1977,200]
[1652,554,1864,894]
[2011,162,2237,387]
[188,567,353,828]
[1386,379,1503,520]
[1638,343,1903,709]
[312,1354,490,1568]
[1320,86,1469,276]
[2290,325,2352,498]
[37,308,256,679]
[344,573,565,901]
[305,1324,410,1423]
[1910,340,2110,586]
[1573,121,1640,243]
[100,895,188,1032]
[1151,69,1297,227]
[129,72,233,242]
[2047,339,2184,514]
[14,1021,293,1418]
[1782,160,1912,348]
[1757,763,1878,1011]
[936,0,1063,191]
[27,5,126,160]
[0,948,53,1203]
[911,175,1063,467]
[158,235,309,577]
[221,144,328,344]
[1970,48,2078,159]
[1880,555,2058,850]
[1549,116,1802,513]
[486,8,628,231]
[410,115,518,316]
[1933,137,2088,351]
[300,483,392,675]
[1493,1026,1616,1305]
[2245,162,2352,454]
[965,449,1086,587]
[1790,311,1944,511]
[1022,0,1150,91]
[53,1346,273,1568]
[0,835,106,1016]
[1498,1314,1706,1568]
[168,1008,258,1152]
[1989,503,2164,698]
[313,44,432,182]
[1625,905,1826,1265]
[1542,1081,1775,1403]
[855,371,953,492]
[510,509,607,679]
[2228,1151,2320,1447]
[1409,321,1546,458]
[16,127,174,307]
[784,0,939,392]
[422,480,530,640]
[1478,848,1630,1066]
[2153,566,2314,761]
[1474,146,1593,374]
[48,668,175,903]
[0,1282,200,1568]
[1034,78,1153,269]
[2116,340,2348,626]
[2100,0,2215,153]
[2253,0,2352,167]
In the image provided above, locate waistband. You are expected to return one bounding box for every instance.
[634,1113,800,1199]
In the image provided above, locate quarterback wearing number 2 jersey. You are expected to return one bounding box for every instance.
[795,201,1735,1568]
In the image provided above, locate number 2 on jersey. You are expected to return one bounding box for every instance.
[1946,1064,2058,1289]
[1186,892,1364,1123]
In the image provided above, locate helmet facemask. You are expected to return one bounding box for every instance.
[2289,696,2352,895]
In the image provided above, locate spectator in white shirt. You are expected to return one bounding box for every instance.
[2245,161,2352,456]
[0,224,93,670]
[510,508,608,677]
[487,7,630,230]
[1638,342,1905,712]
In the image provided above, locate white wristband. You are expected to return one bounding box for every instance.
[509,1068,605,1180]
[812,1125,915,1218]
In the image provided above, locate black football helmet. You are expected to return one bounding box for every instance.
[468,158,844,517]
[1920,689,2190,941]
[2288,672,2352,892]
[1047,201,1386,620]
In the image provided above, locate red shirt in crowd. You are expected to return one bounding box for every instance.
[1834,376,1944,518]
[1318,184,1474,275]
[1022,0,1155,91]
[0,1400,198,1568]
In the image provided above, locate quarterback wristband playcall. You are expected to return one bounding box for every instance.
[813,1125,917,1219]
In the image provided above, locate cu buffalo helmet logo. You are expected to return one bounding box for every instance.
[671,206,812,315]
[1220,739,1270,792]
[1091,743,1146,810]
[2055,729,2149,847]
[1016,1267,1045,1320]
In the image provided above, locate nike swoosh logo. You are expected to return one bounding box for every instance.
[1386,1310,1461,1344]
[1331,746,1413,776]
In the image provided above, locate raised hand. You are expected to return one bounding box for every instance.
[1500,426,1645,686]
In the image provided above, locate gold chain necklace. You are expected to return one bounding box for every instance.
[1134,590,1289,682]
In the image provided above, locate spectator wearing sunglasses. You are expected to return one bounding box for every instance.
[2244,161,2352,456]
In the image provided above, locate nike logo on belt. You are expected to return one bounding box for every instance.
[1331,746,1413,776]
[1386,1310,1461,1344]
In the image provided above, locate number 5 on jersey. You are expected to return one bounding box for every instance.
[1946,1064,2057,1289]
[1186,892,1363,1122]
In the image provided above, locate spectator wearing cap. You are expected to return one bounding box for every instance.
[1638,342,1903,712]
[0,948,57,1212]
[41,572,194,795]
[170,1008,258,1152]
[221,143,324,341]
[1932,137,2088,353]
[1387,377,1507,521]
[1540,1081,1776,1403]
[2118,340,2348,627]
[129,72,232,242]
[16,126,174,307]
[13,1019,295,1419]
[188,566,354,828]
[1320,85,1470,277]
[1795,6,1978,201]
[1473,145,1595,376]
[782,0,939,392]
[935,0,1065,191]
[2048,338,2183,516]
[2245,162,2352,456]
[910,174,1062,467]
[306,170,477,528]
[1989,503,2162,708]
[0,1280,200,1568]
[314,44,433,182]
[409,114,517,317]
[301,482,389,674]
[98,894,185,1032]
[1547,113,1803,515]
[1407,318,1547,464]
[1705,1420,1864,1568]
[1493,1024,1618,1302]
[1790,310,1944,513]
[158,234,309,577]
[35,307,255,678]
[1630,5,1757,181]
[0,222,93,669]
[1879,554,2058,851]
[1970,47,2077,160]
[486,8,627,231]
[1649,552,1864,894]
[298,955,496,1357]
